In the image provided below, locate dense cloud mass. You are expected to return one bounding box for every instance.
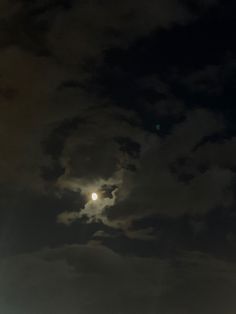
[0,0,236,313]
[1,244,236,314]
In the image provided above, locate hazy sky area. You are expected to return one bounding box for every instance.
[0,0,236,313]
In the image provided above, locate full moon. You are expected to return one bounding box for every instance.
[91,192,98,201]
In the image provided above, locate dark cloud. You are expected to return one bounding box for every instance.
[0,186,95,256]
[0,0,235,312]
[0,244,168,314]
[42,116,83,181]
[99,184,118,199]
[115,136,141,159]
[101,110,235,224]
[0,244,235,314]
[157,251,236,314]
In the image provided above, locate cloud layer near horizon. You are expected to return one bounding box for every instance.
[1,243,236,314]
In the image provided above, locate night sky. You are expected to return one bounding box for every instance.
[0,0,236,313]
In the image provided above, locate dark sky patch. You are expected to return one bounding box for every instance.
[91,0,236,136]
[101,1,236,77]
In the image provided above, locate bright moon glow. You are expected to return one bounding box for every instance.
[91,192,98,201]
